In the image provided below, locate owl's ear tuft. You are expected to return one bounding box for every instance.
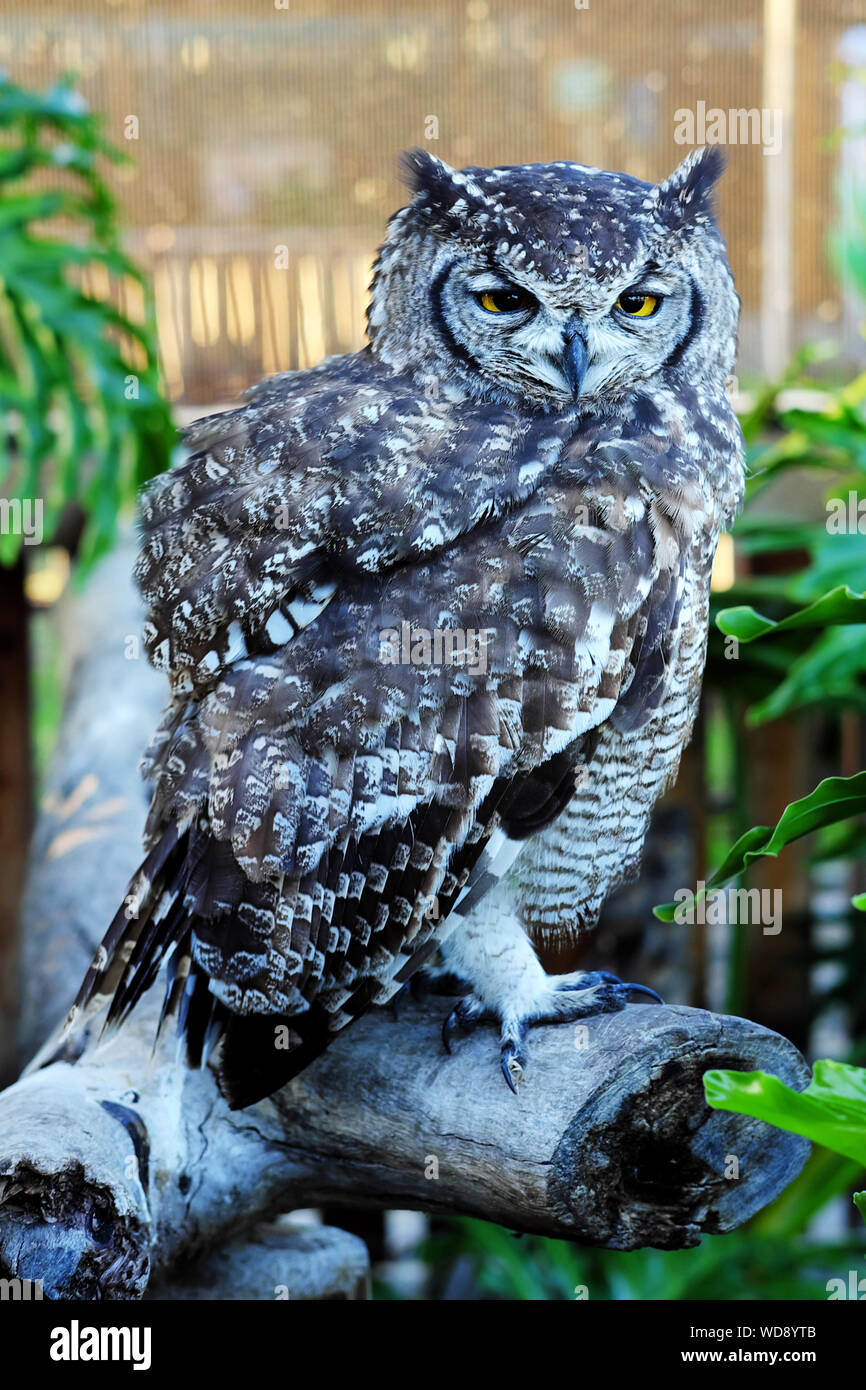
[398,148,459,200]
[653,146,725,227]
[397,149,488,223]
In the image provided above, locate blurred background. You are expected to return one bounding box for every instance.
[3,0,865,393]
[1,0,865,1299]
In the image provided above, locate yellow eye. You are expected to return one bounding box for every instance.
[616,292,660,318]
[477,288,535,314]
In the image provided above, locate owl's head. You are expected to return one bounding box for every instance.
[368,148,738,412]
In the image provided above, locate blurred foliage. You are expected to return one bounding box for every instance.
[29,605,63,790]
[707,1060,866,1170]
[410,1217,864,1301]
[707,365,866,725]
[679,348,866,930]
[829,104,866,295]
[666,164,866,1262]
[0,73,174,568]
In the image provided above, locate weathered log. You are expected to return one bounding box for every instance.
[15,541,164,1065]
[0,541,812,1300]
[0,990,812,1297]
[144,1224,370,1301]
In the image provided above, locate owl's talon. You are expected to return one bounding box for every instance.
[500,1037,526,1093]
[437,966,664,1092]
[554,969,618,992]
[388,981,411,1020]
[621,981,665,1006]
[553,969,664,1012]
[442,996,488,1053]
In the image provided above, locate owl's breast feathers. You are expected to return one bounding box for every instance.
[70,352,741,1102]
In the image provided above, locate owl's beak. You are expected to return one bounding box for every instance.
[562,322,589,399]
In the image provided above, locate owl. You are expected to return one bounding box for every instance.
[66,147,744,1108]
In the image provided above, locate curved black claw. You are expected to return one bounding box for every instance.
[388,980,411,1020]
[555,969,664,1013]
[439,972,663,1096]
[442,997,488,1054]
[621,981,665,1005]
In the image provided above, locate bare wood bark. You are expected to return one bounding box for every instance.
[144,1224,370,1301]
[0,542,812,1300]
[0,989,811,1297]
[14,542,164,1067]
[0,559,32,1089]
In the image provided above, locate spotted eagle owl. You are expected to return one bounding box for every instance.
[67,147,744,1108]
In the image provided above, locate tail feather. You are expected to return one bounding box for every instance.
[61,824,184,1044]
[60,826,235,1080]
[106,880,188,1029]
[156,932,192,1043]
[176,951,222,1067]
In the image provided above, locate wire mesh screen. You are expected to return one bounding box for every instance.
[2,0,862,401]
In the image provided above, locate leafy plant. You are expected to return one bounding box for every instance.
[407,1216,864,1301]
[705,1060,866,1221]
[664,360,866,928]
[707,373,866,712]
[0,73,174,567]
[654,773,866,921]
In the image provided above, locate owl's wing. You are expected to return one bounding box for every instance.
[135,351,564,693]
[71,363,707,1105]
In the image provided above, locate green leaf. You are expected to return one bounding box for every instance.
[744,626,866,725]
[751,1148,866,1236]
[704,1059,866,1167]
[716,585,866,643]
[654,773,866,920]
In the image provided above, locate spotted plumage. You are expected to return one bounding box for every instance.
[65,146,743,1106]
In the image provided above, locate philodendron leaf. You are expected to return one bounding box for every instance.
[855,1192,866,1220]
[704,1059,866,1166]
[716,585,866,643]
[654,773,866,921]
